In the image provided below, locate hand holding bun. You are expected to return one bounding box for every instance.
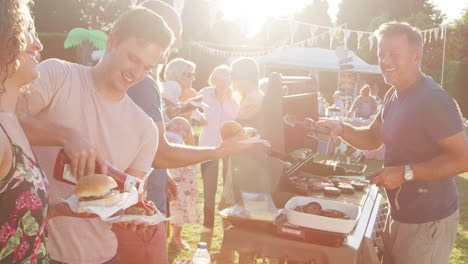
[220,120,257,141]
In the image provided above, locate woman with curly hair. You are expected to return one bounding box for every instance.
[0,0,48,263]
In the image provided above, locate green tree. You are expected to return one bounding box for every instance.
[449,7,468,116]
[76,0,131,31]
[33,0,85,32]
[336,0,384,30]
[294,0,332,45]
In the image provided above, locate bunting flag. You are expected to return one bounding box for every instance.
[434,27,440,41]
[321,31,328,41]
[289,19,298,45]
[309,26,318,40]
[329,28,337,49]
[357,31,364,50]
[343,29,351,49]
[284,19,445,51]
[173,0,185,14]
[190,41,278,58]
[190,21,446,58]
[368,33,375,50]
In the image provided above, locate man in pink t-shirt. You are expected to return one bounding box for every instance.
[18,8,174,264]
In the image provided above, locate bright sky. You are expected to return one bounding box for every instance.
[327,0,468,22]
[219,0,468,36]
[431,0,468,22]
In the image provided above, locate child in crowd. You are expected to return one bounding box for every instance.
[166,117,200,250]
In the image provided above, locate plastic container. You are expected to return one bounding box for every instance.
[285,196,360,234]
[191,242,211,264]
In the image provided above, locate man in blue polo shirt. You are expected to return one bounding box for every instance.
[315,22,468,264]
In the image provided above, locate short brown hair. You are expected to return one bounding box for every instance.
[375,22,423,50]
[111,7,174,51]
[0,0,32,91]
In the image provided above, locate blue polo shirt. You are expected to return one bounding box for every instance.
[379,76,463,223]
[127,76,169,215]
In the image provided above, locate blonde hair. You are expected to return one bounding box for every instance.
[164,58,196,81]
[208,65,230,87]
[0,0,32,93]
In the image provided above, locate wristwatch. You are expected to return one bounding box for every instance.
[403,165,414,181]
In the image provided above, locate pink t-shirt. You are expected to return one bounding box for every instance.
[18,59,158,264]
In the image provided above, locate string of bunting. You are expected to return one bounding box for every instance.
[190,19,447,58]
[288,19,447,50]
[189,41,279,58]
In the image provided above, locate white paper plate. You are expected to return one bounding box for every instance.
[106,213,172,226]
[239,135,271,147]
[63,186,138,220]
[187,101,209,109]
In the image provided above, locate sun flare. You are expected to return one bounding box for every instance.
[219,0,310,36]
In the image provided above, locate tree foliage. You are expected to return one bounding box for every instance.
[75,0,131,31]
[33,0,85,33]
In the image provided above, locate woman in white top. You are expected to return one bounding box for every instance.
[198,65,239,231]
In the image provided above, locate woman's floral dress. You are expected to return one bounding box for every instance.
[166,131,200,226]
[0,124,49,263]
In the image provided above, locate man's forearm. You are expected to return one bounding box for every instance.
[412,152,467,182]
[152,142,221,169]
[340,122,383,151]
[19,115,76,147]
[411,151,468,182]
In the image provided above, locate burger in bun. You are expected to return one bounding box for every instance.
[74,174,120,210]
[125,200,157,216]
[220,120,257,140]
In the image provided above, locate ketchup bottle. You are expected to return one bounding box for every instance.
[53,149,141,191]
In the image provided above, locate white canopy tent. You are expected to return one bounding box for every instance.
[257,47,381,74]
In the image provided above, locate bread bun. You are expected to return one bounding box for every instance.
[74,174,118,197]
[77,193,120,210]
[74,174,120,210]
[126,206,147,215]
[220,120,243,140]
[125,201,157,216]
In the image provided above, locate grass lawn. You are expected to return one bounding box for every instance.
[167,142,468,263]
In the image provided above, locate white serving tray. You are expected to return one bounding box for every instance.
[285,196,360,234]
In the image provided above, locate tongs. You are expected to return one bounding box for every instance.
[283,115,331,135]
[328,175,375,181]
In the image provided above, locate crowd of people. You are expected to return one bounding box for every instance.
[318,84,380,119]
[1,1,467,264]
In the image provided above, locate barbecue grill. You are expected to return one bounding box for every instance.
[220,74,387,263]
